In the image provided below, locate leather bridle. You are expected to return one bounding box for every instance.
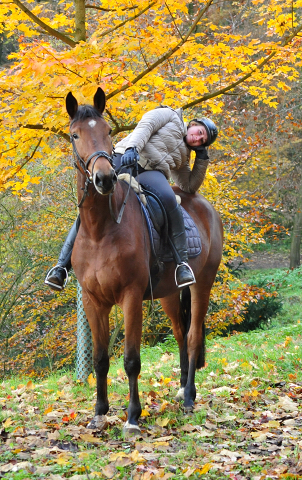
[70,133,116,208]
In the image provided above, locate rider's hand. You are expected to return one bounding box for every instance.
[121,147,140,167]
[195,146,209,161]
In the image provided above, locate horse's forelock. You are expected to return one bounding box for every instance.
[70,105,103,126]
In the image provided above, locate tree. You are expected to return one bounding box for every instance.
[1,0,302,373]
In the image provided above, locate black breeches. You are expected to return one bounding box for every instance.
[113,153,177,213]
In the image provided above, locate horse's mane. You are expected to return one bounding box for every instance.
[70,105,103,125]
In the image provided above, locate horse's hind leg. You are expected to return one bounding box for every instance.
[160,292,187,400]
[182,278,215,410]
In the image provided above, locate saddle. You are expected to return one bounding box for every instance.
[138,186,202,263]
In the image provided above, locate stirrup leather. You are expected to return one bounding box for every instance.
[175,262,196,288]
[44,266,68,291]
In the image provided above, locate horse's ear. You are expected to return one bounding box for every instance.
[93,87,106,114]
[66,92,78,119]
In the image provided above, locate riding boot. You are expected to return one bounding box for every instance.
[167,205,196,288]
[44,217,79,291]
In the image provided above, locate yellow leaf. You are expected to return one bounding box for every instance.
[199,463,212,475]
[268,420,280,428]
[80,434,103,444]
[44,405,53,415]
[156,417,170,427]
[141,409,150,417]
[3,418,13,428]
[251,390,259,397]
[87,373,96,388]
[26,380,35,390]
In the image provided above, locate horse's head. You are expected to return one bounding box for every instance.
[66,87,116,195]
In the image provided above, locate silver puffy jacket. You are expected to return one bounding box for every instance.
[115,106,209,194]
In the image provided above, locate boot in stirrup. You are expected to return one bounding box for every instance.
[167,205,196,289]
[175,262,196,288]
[45,266,68,291]
[44,218,79,292]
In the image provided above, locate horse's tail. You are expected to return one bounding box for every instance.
[180,287,206,370]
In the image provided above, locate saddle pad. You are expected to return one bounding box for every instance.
[141,203,202,262]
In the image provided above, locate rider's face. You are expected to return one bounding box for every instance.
[186,124,208,147]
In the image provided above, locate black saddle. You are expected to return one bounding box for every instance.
[139,187,202,263]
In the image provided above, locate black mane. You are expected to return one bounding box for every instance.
[70,105,103,125]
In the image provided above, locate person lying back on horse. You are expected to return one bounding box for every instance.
[45,105,218,291]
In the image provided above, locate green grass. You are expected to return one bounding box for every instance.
[1,264,302,479]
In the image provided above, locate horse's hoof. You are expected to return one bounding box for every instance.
[175,387,185,401]
[87,415,108,431]
[123,421,141,435]
[183,405,194,414]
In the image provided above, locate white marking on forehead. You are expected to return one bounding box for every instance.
[88,120,97,128]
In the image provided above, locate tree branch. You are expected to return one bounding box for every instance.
[85,4,137,12]
[107,0,214,100]
[12,0,76,47]
[23,124,70,142]
[182,22,302,110]
[99,2,156,38]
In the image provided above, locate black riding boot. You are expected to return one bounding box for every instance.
[167,205,196,288]
[44,218,79,291]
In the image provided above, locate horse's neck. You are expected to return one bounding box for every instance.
[77,177,126,238]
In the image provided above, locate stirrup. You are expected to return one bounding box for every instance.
[44,266,68,291]
[175,262,196,288]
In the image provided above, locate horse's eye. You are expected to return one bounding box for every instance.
[72,133,79,139]
[109,129,112,136]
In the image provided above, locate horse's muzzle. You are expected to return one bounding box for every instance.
[93,169,117,195]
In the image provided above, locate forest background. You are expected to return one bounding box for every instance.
[0,0,302,378]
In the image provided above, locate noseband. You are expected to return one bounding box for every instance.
[70,134,116,208]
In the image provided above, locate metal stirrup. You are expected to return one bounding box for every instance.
[44,266,69,291]
[175,262,196,288]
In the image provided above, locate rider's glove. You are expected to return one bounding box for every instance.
[121,147,140,167]
[192,145,209,161]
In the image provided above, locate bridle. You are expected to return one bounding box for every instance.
[70,133,116,208]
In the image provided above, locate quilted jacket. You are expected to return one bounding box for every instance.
[114,106,209,194]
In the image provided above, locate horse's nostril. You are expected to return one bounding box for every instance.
[95,172,103,187]
[94,169,116,194]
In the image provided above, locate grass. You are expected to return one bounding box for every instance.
[0,263,301,479]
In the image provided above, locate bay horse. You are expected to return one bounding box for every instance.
[67,87,223,433]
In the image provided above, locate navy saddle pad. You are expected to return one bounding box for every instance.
[140,200,202,263]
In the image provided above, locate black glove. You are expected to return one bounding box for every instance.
[193,145,209,161]
[121,147,140,167]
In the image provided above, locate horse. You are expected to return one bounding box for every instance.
[67,87,223,433]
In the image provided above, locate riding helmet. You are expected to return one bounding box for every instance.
[191,117,218,147]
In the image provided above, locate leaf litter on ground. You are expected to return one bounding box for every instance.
[0,322,301,479]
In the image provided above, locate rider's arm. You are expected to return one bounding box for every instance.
[171,156,209,194]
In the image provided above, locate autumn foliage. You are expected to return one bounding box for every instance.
[1,0,302,374]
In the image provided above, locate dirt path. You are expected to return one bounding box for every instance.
[246,251,291,270]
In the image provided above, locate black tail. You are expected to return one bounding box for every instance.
[180,287,206,370]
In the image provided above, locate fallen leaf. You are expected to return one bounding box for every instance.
[87,374,96,388]
[80,433,103,444]
[101,464,117,478]
[155,417,169,427]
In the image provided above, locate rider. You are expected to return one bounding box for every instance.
[45,106,218,291]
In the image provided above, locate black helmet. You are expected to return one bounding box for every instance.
[190,117,218,147]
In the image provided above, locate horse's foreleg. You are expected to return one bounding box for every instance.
[83,297,111,421]
[122,299,143,433]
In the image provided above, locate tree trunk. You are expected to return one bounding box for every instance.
[74,0,86,42]
[290,175,302,268]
